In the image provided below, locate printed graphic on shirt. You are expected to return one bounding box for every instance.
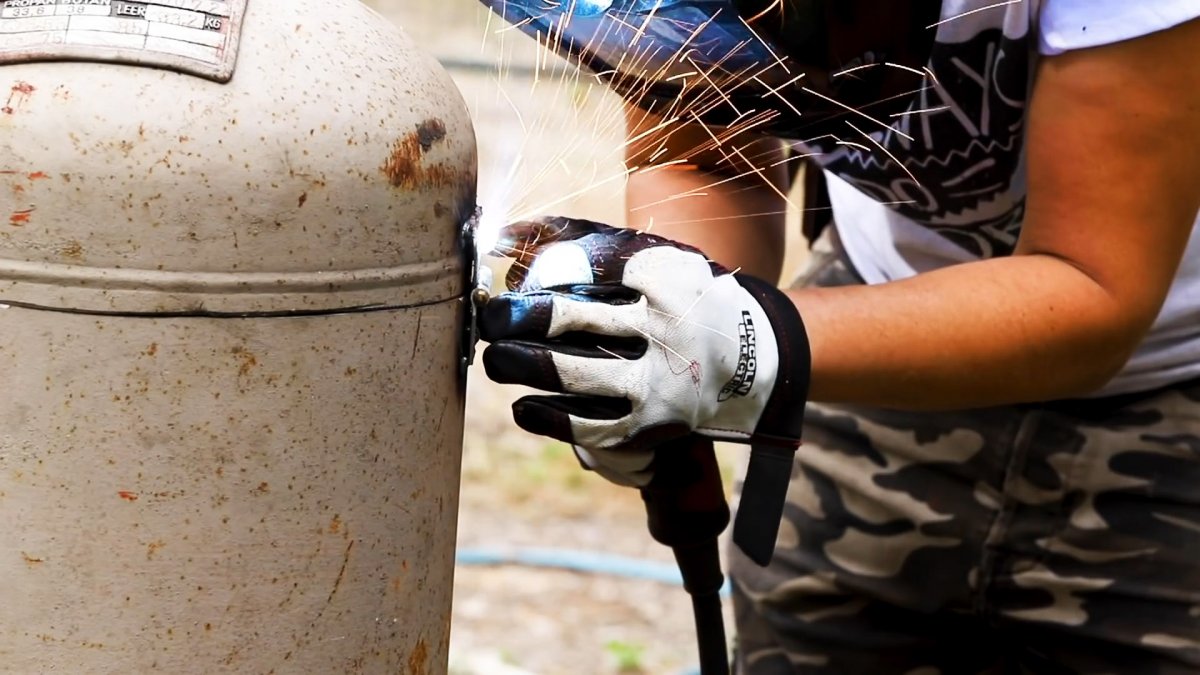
[809,17,1033,259]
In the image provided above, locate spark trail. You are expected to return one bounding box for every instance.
[473,0,948,278]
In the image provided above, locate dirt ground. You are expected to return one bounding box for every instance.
[362,2,808,672]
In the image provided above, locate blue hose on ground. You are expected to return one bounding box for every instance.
[457,547,726,675]
[455,546,733,598]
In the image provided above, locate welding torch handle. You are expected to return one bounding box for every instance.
[641,435,731,675]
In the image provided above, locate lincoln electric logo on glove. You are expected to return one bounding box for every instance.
[719,311,757,402]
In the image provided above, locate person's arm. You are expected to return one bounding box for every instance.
[623,103,790,282]
[480,18,1200,459]
[796,17,1200,408]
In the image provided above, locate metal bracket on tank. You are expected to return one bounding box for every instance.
[460,208,490,379]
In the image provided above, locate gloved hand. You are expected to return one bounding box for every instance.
[480,216,811,483]
[573,444,655,488]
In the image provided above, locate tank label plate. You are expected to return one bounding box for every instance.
[0,0,247,82]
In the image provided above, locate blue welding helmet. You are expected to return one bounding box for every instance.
[479,0,942,140]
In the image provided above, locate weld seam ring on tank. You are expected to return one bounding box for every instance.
[0,292,462,319]
[0,256,464,315]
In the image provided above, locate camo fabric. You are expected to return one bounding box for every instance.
[730,235,1200,674]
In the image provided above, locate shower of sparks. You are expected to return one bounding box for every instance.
[837,140,873,152]
[628,0,662,45]
[647,307,737,343]
[647,210,792,227]
[597,345,631,360]
[472,0,934,310]
[847,120,921,185]
[741,0,782,25]
[832,63,879,78]
[673,267,740,326]
[800,86,915,142]
[926,0,1024,29]
[885,61,927,78]
[620,318,695,370]
[893,105,951,117]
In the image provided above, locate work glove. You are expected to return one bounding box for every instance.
[479,217,812,484]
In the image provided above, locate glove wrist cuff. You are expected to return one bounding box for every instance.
[734,274,811,444]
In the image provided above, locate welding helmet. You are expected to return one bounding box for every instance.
[480,0,942,140]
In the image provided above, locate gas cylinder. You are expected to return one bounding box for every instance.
[0,1,476,672]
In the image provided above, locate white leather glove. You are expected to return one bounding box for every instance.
[573,444,655,488]
[480,217,811,485]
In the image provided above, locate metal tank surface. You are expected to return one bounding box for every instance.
[0,1,476,672]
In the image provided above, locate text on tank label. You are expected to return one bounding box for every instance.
[0,0,246,82]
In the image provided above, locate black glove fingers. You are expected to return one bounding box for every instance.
[480,288,646,343]
[482,338,643,392]
[511,394,633,445]
[479,292,556,342]
[482,341,566,392]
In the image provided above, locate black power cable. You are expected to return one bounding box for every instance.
[641,435,732,675]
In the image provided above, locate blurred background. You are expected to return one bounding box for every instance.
[361,2,808,673]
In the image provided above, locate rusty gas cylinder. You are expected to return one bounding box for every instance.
[0,1,475,672]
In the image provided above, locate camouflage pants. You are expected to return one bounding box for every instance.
[730,235,1200,674]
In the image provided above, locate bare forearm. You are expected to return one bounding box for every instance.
[806,20,1200,411]
[626,170,787,282]
[623,104,789,282]
[793,253,1145,409]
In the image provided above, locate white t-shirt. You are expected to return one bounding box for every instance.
[806,0,1200,396]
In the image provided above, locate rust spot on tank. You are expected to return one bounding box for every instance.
[59,240,84,260]
[407,638,429,675]
[145,343,158,357]
[231,346,257,376]
[117,491,139,502]
[381,118,461,190]
[10,209,34,226]
[328,514,342,534]
[416,118,447,151]
[2,81,34,115]
[297,191,308,208]
[21,552,44,567]
[255,482,270,494]
[146,540,165,560]
[27,171,48,180]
